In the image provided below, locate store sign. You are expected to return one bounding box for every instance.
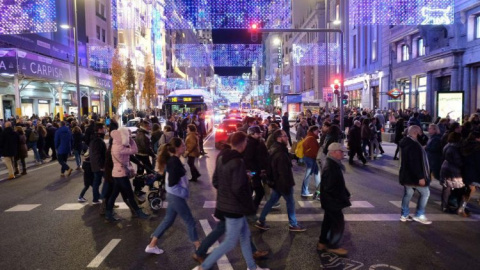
[387,88,403,99]
[437,91,464,124]
[38,100,49,104]
[273,85,281,94]
[323,87,333,102]
[286,95,302,103]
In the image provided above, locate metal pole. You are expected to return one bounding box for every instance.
[280,40,283,111]
[74,0,81,122]
[340,31,345,131]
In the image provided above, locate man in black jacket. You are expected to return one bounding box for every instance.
[0,121,19,179]
[255,129,306,232]
[89,123,107,204]
[135,121,155,175]
[318,143,351,256]
[243,126,269,210]
[347,120,367,165]
[399,125,432,225]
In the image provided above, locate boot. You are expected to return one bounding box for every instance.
[135,209,150,219]
[105,211,120,222]
[14,168,20,175]
[21,168,27,175]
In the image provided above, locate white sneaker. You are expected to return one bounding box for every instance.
[376,154,383,158]
[145,245,164,254]
[400,215,413,222]
[78,197,87,203]
[413,215,432,225]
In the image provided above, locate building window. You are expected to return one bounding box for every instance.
[418,76,427,110]
[102,29,106,42]
[476,15,480,39]
[101,4,105,17]
[95,0,100,14]
[402,45,409,61]
[96,26,100,40]
[353,35,357,68]
[418,38,425,56]
[371,26,377,62]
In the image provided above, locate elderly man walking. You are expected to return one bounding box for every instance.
[399,125,432,225]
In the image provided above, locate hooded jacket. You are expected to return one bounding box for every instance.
[135,127,155,157]
[302,131,320,159]
[213,149,255,216]
[399,136,430,186]
[243,136,269,175]
[269,141,295,195]
[54,125,72,155]
[111,128,138,178]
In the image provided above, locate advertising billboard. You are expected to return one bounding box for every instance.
[437,91,464,124]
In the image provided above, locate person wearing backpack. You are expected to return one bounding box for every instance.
[300,126,321,197]
[25,123,42,164]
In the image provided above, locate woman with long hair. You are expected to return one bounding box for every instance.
[145,137,200,255]
[36,124,48,160]
[185,124,201,182]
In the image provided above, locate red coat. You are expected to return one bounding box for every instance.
[302,132,320,159]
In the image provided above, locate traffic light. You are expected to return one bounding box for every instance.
[342,94,348,105]
[332,79,340,95]
[266,97,271,105]
[250,23,259,42]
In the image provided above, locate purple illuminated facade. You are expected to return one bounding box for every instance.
[0,0,57,34]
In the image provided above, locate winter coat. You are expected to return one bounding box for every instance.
[440,143,463,182]
[361,124,371,140]
[111,128,138,178]
[347,125,362,150]
[197,118,207,136]
[302,131,320,159]
[72,132,84,152]
[135,128,155,157]
[104,145,114,183]
[17,134,28,159]
[151,130,163,147]
[84,124,95,146]
[461,140,480,185]
[213,149,255,216]
[296,125,308,141]
[89,136,107,172]
[243,136,269,174]
[0,127,19,157]
[281,116,290,131]
[323,132,341,155]
[46,126,57,144]
[185,132,200,158]
[320,157,351,211]
[399,136,430,186]
[425,134,442,180]
[54,126,72,155]
[394,123,405,144]
[269,142,295,195]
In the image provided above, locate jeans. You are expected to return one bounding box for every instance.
[196,219,257,258]
[319,209,345,249]
[57,153,70,173]
[401,185,430,217]
[73,150,82,167]
[302,157,321,196]
[92,171,103,202]
[151,193,198,242]
[107,176,141,212]
[259,187,298,227]
[201,217,256,270]
[29,142,41,162]
[362,139,370,156]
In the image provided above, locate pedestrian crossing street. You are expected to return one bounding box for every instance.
[3,200,480,222]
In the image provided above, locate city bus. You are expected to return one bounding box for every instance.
[163,89,214,133]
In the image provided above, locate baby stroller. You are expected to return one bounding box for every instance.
[132,160,166,211]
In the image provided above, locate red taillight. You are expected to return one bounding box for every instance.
[228,124,237,127]
[216,129,224,133]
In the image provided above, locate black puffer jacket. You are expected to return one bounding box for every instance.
[213,149,255,216]
[320,157,351,211]
[269,141,295,195]
[89,136,106,173]
[243,136,269,174]
[462,140,480,185]
[440,143,463,182]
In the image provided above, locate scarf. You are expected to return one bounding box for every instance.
[408,136,430,182]
[326,154,346,173]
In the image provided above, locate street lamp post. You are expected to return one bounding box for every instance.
[61,0,81,122]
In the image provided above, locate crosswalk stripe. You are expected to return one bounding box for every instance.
[87,239,121,268]
[265,213,480,222]
[389,201,417,208]
[298,201,375,208]
[5,204,41,212]
[55,203,87,210]
[199,219,233,270]
[203,201,264,209]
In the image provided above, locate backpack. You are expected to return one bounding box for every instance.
[295,138,305,159]
[29,130,39,142]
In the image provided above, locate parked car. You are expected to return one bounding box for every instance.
[215,118,243,149]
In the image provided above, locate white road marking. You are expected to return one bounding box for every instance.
[199,219,233,270]
[389,201,417,209]
[5,204,41,212]
[298,201,375,208]
[0,162,57,182]
[55,203,87,210]
[264,213,480,222]
[87,239,121,268]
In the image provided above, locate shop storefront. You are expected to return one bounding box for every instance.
[0,48,112,118]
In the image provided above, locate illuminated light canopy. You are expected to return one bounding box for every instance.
[88,46,114,71]
[292,43,345,66]
[174,44,263,67]
[349,0,454,25]
[163,0,291,29]
[0,0,57,34]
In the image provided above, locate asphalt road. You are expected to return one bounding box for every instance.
[0,132,479,270]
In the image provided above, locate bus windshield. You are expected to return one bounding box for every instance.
[164,103,207,116]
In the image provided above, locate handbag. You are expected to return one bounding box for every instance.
[445,177,465,189]
[113,153,136,178]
